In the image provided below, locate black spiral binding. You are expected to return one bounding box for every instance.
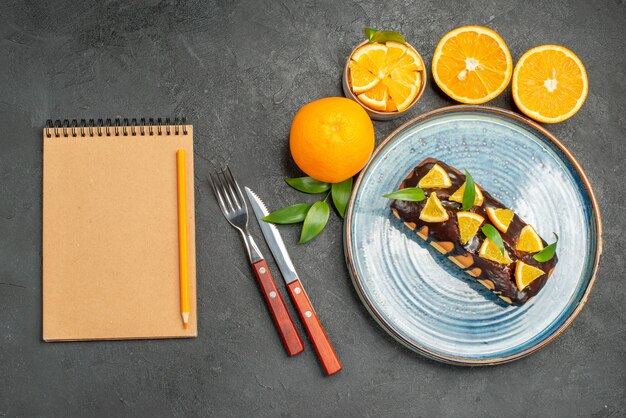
[44,118,188,138]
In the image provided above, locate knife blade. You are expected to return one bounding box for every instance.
[245,187,342,376]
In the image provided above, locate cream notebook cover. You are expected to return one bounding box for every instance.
[42,119,197,341]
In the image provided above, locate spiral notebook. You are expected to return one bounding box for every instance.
[42,119,197,341]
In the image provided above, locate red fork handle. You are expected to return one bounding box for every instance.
[252,260,304,356]
[287,279,342,375]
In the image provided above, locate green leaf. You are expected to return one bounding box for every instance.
[363,27,406,44]
[262,203,312,224]
[383,187,425,202]
[285,177,330,194]
[482,224,505,255]
[364,27,378,42]
[331,178,353,218]
[462,169,476,211]
[533,233,559,262]
[299,200,330,243]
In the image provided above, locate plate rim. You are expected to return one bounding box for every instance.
[343,104,603,366]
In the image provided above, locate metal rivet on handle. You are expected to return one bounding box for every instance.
[269,291,277,299]
[259,267,266,274]
[294,287,302,294]
[305,311,312,318]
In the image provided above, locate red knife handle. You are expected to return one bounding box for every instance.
[287,279,342,375]
[252,260,304,356]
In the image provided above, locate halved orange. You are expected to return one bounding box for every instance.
[512,45,588,123]
[515,261,545,291]
[418,164,452,189]
[516,225,544,253]
[486,208,515,233]
[432,26,513,104]
[419,193,449,223]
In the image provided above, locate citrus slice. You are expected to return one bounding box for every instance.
[383,77,418,112]
[357,82,388,111]
[349,42,424,113]
[486,208,515,233]
[418,164,452,188]
[479,238,512,265]
[419,193,449,223]
[385,41,407,71]
[432,26,513,104]
[349,61,380,93]
[390,67,421,86]
[512,45,588,123]
[352,43,387,77]
[457,211,484,244]
[449,182,484,206]
[392,46,423,72]
[515,261,545,291]
[516,225,544,253]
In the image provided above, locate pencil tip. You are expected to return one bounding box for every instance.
[183,322,189,329]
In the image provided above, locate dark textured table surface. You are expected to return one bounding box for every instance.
[1,0,624,416]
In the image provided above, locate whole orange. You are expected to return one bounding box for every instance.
[289,97,375,183]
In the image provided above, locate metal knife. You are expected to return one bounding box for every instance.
[245,187,342,376]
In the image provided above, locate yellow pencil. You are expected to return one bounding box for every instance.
[176,149,190,329]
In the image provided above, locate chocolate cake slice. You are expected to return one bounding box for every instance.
[390,158,558,305]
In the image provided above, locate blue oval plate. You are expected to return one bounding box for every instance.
[344,106,602,365]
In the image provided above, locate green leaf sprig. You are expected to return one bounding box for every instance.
[533,233,558,262]
[383,187,425,202]
[262,203,311,224]
[482,224,505,255]
[331,177,353,218]
[285,177,330,194]
[262,176,353,244]
[300,197,330,244]
[364,27,406,44]
[462,169,476,211]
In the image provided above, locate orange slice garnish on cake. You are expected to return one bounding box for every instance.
[418,164,452,188]
[479,238,512,265]
[457,212,484,244]
[486,208,515,233]
[516,225,544,253]
[419,193,449,223]
[515,261,545,290]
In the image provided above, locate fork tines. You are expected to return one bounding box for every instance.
[209,167,248,223]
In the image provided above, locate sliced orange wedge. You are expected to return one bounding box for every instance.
[457,211,484,244]
[516,225,544,253]
[419,193,449,223]
[357,82,388,111]
[479,238,512,265]
[349,61,380,93]
[348,41,423,113]
[515,261,545,291]
[449,182,484,207]
[432,26,513,104]
[486,208,515,233]
[512,45,588,123]
[352,43,387,77]
[418,164,452,189]
[383,77,418,112]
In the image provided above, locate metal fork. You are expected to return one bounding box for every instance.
[209,167,304,356]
